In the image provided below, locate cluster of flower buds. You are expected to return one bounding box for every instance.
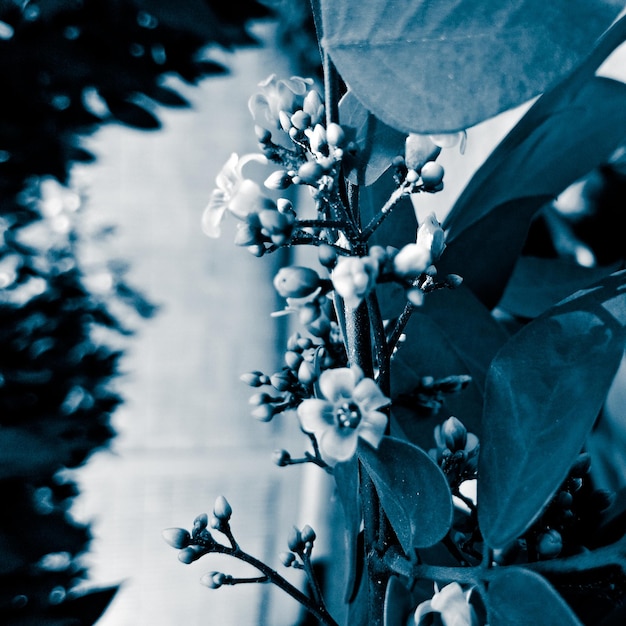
[162,510,216,565]
[397,374,472,416]
[394,132,466,194]
[234,198,296,255]
[279,524,317,570]
[519,452,613,562]
[429,416,479,488]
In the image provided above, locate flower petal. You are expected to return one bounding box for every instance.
[353,378,390,412]
[201,192,228,238]
[358,411,387,449]
[215,153,240,192]
[319,367,359,403]
[297,399,334,434]
[319,428,358,464]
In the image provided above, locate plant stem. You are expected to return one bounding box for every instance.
[361,181,411,240]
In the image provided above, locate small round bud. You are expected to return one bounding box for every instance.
[318,243,338,269]
[233,222,262,247]
[326,122,346,147]
[279,551,296,567]
[272,449,291,466]
[279,110,292,132]
[287,526,304,552]
[297,161,324,185]
[301,524,316,543]
[277,198,295,215]
[446,274,464,288]
[200,571,225,589]
[441,416,467,452]
[162,527,191,549]
[420,161,445,187]
[193,513,208,531]
[213,495,232,521]
[259,209,293,235]
[247,244,266,257]
[251,404,276,422]
[296,337,313,350]
[248,391,271,406]
[240,371,266,387]
[405,134,440,171]
[264,170,292,190]
[406,169,419,183]
[297,360,316,385]
[536,529,563,558]
[270,370,292,391]
[286,332,302,352]
[273,266,321,299]
[178,545,205,564]
[557,490,574,509]
[291,110,311,130]
[284,350,304,371]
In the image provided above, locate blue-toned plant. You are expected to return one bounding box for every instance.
[164,2,626,624]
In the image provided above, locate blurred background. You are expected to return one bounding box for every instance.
[0,1,335,624]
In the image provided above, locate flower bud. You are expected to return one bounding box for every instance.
[213,495,232,521]
[240,371,266,387]
[251,404,276,422]
[270,370,292,391]
[247,244,266,257]
[291,109,311,130]
[570,452,591,477]
[420,161,445,188]
[162,527,191,549]
[287,526,304,552]
[301,524,316,543]
[279,551,296,567]
[297,161,325,185]
[200,571,225,589]
[297,360,316,385]
[259,208,293,236]
[446,274,463,288]
[178,545,205,564]
[305,124,327,154]
[276,198,295,215]
[279,110,292,132]
[255,125,272,143]
[318,243,338,269]
[405,134,440,171]
[264,170,292,190]
[536,529,563,558]
[193,513,209,531]
[303,90,324,124]
[441,416,467,452]
[284,350,304,370]
[326,122,346,147]
[233,222,262,247]
[272,449,291,466]
[273,266,321,299]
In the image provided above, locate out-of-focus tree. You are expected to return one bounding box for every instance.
[0,0,269,623]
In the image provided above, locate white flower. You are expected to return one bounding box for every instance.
[331,255,379,309]
[201,153,268,238]
[297,366,389,465]
[414,582,479,626]
[393,213,446,278]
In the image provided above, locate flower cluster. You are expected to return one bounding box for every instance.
[430,416,479,488]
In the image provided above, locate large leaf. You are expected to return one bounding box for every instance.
[321,0,623,133]
[390,286,508,447]
[438,76,626,309]
[340,91,407,186]
[358,436,452,553]
[478,270,626,549]
[498,256,623,319]
[487,567,583,625]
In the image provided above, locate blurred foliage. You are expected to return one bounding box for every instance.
[0,0,269,623]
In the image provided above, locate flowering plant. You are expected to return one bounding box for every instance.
[164,2,626,624]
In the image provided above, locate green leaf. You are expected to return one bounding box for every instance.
[439,75,626,309]
[478,270,626,549]
[390,286,508,447]
[334,455,362,603]
[339,91,407,186]
[321,0,623,133]
[498,256,623,319]
[358,436,452,553]
[487,568,583,625]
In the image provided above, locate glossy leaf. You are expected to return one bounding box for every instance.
[498,256,623,319]
[390,286,508,447]
[478,270,626,549]
[340,91,407,186]
[334,455,362,603]
[358,436,452,553]
[321,0,623,133]
[439,77,626,309]
[487,568,583,625]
